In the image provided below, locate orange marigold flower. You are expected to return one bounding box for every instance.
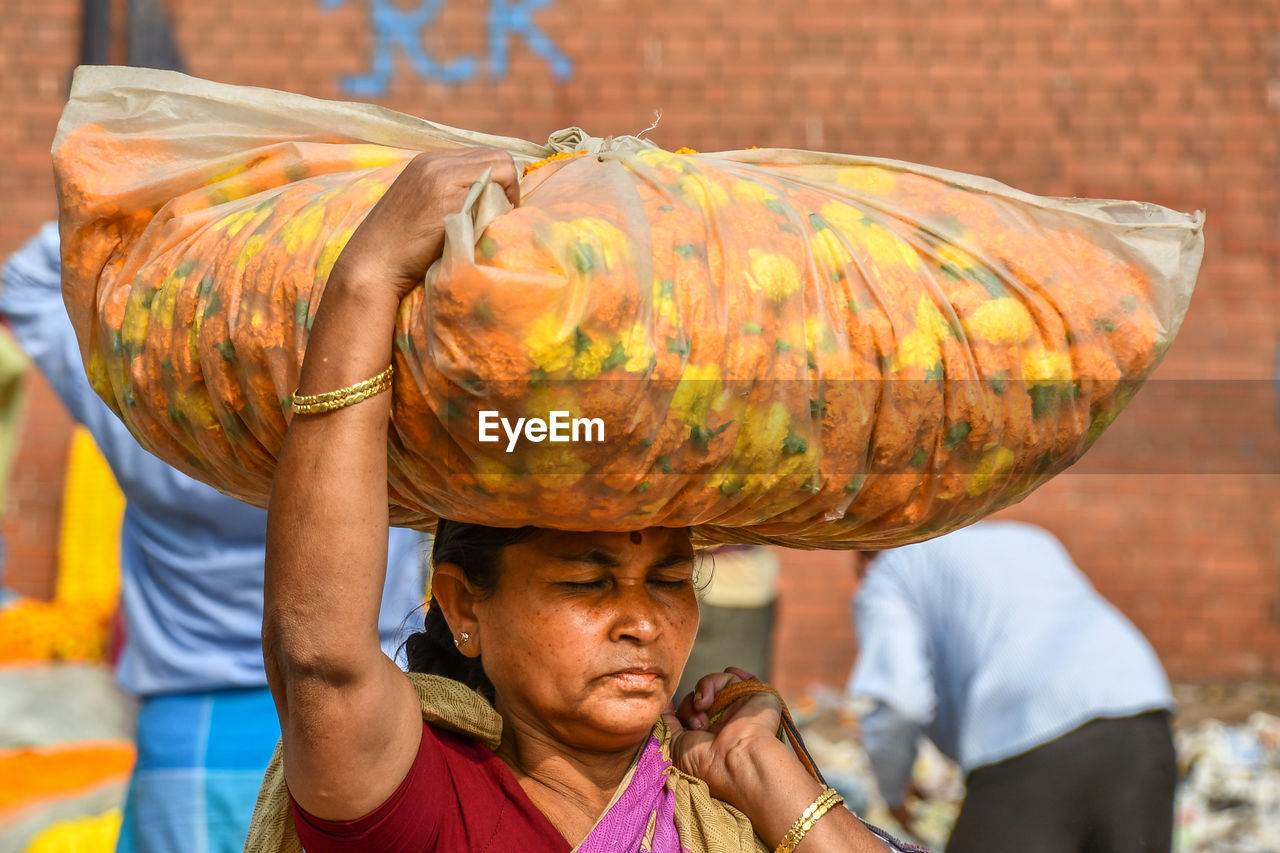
[521,150,588,177]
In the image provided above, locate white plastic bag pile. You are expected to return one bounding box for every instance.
[1174,712,1280,852]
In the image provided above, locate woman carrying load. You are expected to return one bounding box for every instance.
[246,148,916,853]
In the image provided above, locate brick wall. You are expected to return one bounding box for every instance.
[3,0,1278,692]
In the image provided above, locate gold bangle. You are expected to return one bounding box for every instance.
[291,364,394,415]
[775,787,844,853]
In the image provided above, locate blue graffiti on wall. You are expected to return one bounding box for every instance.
[322,0,573,97]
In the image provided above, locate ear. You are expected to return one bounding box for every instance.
[431,562,482,659]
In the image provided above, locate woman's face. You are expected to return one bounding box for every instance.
[474,527,699,752]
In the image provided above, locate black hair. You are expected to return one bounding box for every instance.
[402,518,537,698]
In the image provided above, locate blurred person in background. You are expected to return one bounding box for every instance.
[0,222,429,853]
[847,520,1176,853]
[675,544,779,701]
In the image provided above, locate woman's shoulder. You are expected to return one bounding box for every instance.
[289,718,570,852]
[407,672,504,749]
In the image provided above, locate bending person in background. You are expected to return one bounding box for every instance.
[248,148,912,852]
[0,223,428,853]
[848,520,1176,853]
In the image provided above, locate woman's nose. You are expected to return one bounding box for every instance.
[610,584,661,644]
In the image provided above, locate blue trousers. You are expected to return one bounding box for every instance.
[116,687,279,853]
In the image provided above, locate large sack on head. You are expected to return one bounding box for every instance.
[54,66,1203,548]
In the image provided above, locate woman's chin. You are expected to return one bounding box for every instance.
[576,696,666,745]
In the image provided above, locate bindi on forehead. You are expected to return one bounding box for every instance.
[629,531,642,545]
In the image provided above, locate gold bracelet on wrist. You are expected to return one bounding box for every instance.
[775,786,844,853]
[291,364,394,415]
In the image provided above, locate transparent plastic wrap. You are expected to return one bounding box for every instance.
[53,67,1204,548]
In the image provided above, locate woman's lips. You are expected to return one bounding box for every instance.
[606,669,662,689]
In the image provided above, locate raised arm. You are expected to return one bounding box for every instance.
[262,149,519,820]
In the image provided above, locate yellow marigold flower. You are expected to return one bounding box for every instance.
[804,318,837,354]
[670,363,722,425]
[150,272,183,331]
[676,173,730,211]
[651,277,681,325]
[746,249,802,302]
[173,387,218,429]
[835,166,898,196]
[735,401,790,462]
[714,402,819,497]
[548,218,631,274]
[932,242,981,272]
[572,336,614,379]
[279,195,337,254]
[317,227,356,285]
[730,179,779,206]
[86,351,112,399]
[522,383,576,416]
[1021,347,1073,385]
[349,144,409,171]
[674,146,699,155]
[810,228,852,278]
[208,162,250,186]
[913,295,954,342]
[524,445,590,481]
[710,468,788,499]
[524,315,575,373]
[965,298,1034,345]
[234,232,269,273]
[352,174,394,203]
[635,149,692,174]
[473,454,517,490]
[861,222,921,270]
[212,206,258,239]
[121,296,151,354]
[820,202,919,270]
[968,445,1015,496]
[248,306,266,331]
[620,321,655,373]
[893,329,942,372]
[818,200,865,236]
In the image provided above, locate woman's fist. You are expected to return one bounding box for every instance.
[329,148,520,301]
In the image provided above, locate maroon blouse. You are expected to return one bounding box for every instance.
[289,721,572,852]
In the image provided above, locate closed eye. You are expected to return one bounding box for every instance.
[650,578,693,590]
[648,568,694,586]
[557,579,608,590]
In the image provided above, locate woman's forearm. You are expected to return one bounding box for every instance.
[263,269,401,682]
[262,267,429,818]
[726,739,887,852]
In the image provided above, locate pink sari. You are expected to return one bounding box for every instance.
[578,734,927,853]
[578,735,686,853]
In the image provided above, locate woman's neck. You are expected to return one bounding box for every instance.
[496,711,649,846]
